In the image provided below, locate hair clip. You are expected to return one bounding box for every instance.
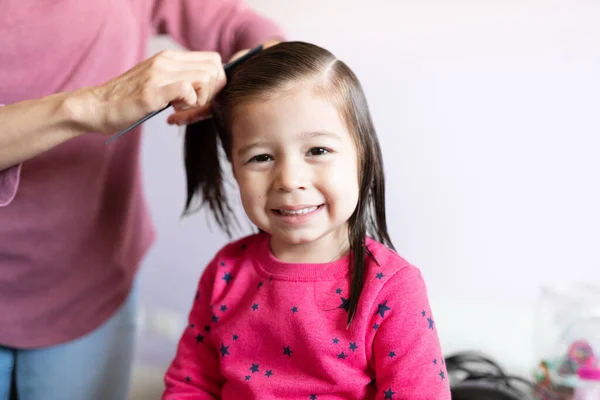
[104,44,263,145]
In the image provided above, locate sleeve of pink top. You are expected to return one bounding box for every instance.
[0,104,22,207]
[151,0,286,62]
[369,265,452,400]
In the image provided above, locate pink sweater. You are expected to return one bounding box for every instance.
[163,233,451,399]
[0,0,283,348]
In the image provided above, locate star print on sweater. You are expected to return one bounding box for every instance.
[163,233,450,399]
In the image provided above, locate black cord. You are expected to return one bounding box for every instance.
[446,351,507,376]
[446,351,560,400]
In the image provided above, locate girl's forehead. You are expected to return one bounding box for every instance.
[231,88,350,141]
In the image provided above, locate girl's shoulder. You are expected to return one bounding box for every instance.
[214,232,265,258]
[363,237,426,292]
[200,232,265,275]
[364,237,415,272]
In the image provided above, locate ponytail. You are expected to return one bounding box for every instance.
[183,117,236,237]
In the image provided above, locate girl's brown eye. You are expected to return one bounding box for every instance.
[248,154,273,163]
[307,147,330,156]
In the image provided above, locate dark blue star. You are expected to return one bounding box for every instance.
[336,288,342,294]
[220,261,225,267]
[252,303,259,311]
[332,338,339,344]
[195,334,204,343]
[427,317,434,329]
[250,363,259,373]
[439,370,445,380]
[384,388,396,399]
[389,351,396,358]
[220,305,227,312]
[421,310,426,317]
[212,314,219,323]
[204,325,211,332]
[373,323,380,330]
[283,346,293,356]
[233,334,239,341]
[189,323,195,329]
[337,352,347,359]
[376,300,391,318]
[220,343,230,357]
[310,395,317,400]
[291,306,298,313]
[258,281,264,288]
[339,297,350,312]
[433,359,437,365]
[245,375,251,381]
[265,370,273,377]
[222,272,233,284]
[376,272,384,279]
[349,342,358,352]
[185,376,191,382]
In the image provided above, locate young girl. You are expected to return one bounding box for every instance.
[162,41,451,400]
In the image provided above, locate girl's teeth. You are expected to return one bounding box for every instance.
[279,206,318,215]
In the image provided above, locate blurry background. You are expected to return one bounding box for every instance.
[129,0,600,397]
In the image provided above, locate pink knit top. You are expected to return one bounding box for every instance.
[163,233,451,399]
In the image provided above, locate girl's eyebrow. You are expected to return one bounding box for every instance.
[236,140,268,158]
[299,131,342,141]
[236,131,342,157]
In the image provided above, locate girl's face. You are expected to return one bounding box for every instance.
[230,87,360,262]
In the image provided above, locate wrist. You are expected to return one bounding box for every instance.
[60,87,102,135]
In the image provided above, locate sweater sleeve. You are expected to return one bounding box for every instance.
[151,0,285,62]
[0,105,22,208]
[163,257,223,399]
[368,265,451,400]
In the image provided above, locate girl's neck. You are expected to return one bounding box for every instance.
[269,228,349,264]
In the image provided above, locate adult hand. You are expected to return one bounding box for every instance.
[75,50,226,132]
[163,39,283,126]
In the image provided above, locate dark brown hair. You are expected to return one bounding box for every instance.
[183,41,394,326]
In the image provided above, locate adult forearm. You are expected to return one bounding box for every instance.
[0,48,247,171]
[0,91,90,170]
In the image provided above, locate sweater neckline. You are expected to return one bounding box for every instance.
[253,233,350,282]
